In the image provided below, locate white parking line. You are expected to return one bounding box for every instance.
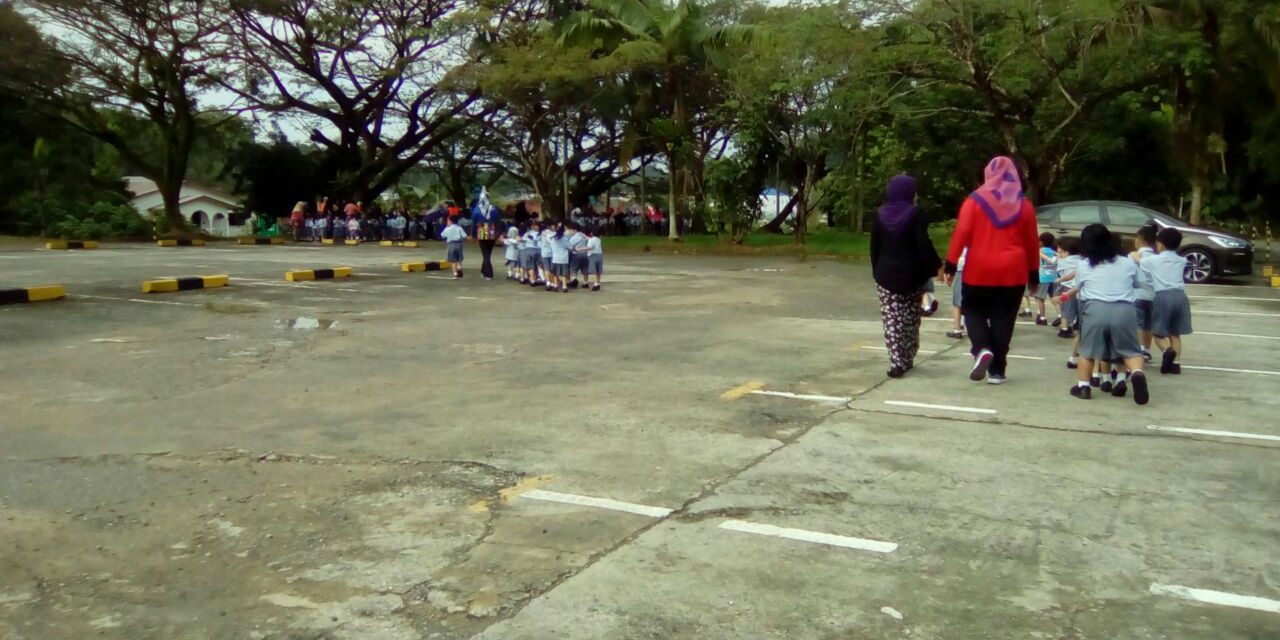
[1196,310,1280,318]
[1188,295,1280,303]
[719,520,898,554]
[1149,583,1280,614]
[522,489,672,518]
[749,390,852,404]
[864,346,1052,362]
[72,294,199,307]
[1198,331,1280,341]
[883,400,997,415]
[1147,425,1280,443]
[1181,365,1280,377]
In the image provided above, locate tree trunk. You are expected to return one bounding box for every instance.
[158,180,187,236]
[667,159,678,239]
[1189,178,1205,225]
[761,196,798,234]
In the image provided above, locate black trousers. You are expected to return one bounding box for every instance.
[962,284,1024,376]
[479,240,497,278]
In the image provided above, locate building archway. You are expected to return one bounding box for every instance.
[191,210,209,230]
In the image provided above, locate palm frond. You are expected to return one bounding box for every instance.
[609,39,665,65]
[586,0,660,36]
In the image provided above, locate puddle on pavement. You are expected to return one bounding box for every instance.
[282,317,339,331]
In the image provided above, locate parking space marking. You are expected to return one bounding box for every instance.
[721,381,766,400]
[719,520,898,554]
[1198,331,1280,341]
[1188,295,1280,303]
[750,390,852,404]
[72,294,200,307]
[883,400,997,415]
[1147,425,1280,443]
[1181,365,1280,377]
[523,489,673,518]
[1149,583,1280,614]
[860,346,1046,361]
[1196,310,1280,318]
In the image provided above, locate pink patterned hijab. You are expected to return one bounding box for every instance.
[970,156,1025,229]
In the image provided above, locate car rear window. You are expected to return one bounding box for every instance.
[1106,205,1153,227]
[1057,205,1102,225]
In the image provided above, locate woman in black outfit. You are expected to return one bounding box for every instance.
[870,174,943,378]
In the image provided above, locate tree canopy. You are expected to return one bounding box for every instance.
[2,0,1278,238]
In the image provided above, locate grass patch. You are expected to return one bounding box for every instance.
[606,229,951,259]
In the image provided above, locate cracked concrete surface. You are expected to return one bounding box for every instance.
[2,244,1278,638]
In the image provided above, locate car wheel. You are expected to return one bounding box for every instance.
[1181,248,1215,284]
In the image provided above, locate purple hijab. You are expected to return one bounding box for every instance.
[970,156,1025,228]
[877,174,919,234]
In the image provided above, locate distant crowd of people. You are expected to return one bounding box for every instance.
[287,197,678,245]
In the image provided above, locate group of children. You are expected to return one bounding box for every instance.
[436,216,605,291]
[923,223,1193,406]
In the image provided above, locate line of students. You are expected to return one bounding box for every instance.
[434,216,606,290]
[1051,223,1192,404]
[505,219,604,292]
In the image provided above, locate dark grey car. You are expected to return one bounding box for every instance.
[1036,201,1255,284]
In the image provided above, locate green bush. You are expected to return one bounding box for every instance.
[48,201,151,240]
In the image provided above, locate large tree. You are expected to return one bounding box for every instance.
[222,0,490,202]
[559,0,757,238]
[875,0,1159,202]
[10,0,231,230]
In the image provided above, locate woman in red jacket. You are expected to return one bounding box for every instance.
[944,156,1041,385]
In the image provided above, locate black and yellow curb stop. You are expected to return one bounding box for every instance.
[344,239,362,246]
[142,275,229,293]
[158,239,206,247]
[0,285,66,306]
[401,261,451,273]
[45,240,99,250]
[380,241,421,248]
[286,267,353,282]
[237,237,286,245]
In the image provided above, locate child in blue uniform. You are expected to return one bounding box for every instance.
[1035,233,1058,325]
[1141,227,1193,374]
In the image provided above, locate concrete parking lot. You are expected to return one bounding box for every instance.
[1,242,1277,639]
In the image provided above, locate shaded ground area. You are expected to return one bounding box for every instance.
[1,243,1277,639]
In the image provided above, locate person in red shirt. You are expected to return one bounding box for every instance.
[944,156,1041,385]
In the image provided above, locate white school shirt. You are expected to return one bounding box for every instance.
[1133,247,1156,301]
[539,230,554,257]
[586,237,602,256]
[521,230,539,250]
[568,232,588,254]
[550,234,571,264]
[440,224,467,243]
[1057,254,1080,289]
[1076,258,1139,303]
[504,227,520,261]
[1140,250,1187,292]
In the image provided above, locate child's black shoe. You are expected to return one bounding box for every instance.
[1111,378,1127,398]
[1052,317,1063,327]
[1100,379,1113,393]
[1035,316,1048,326]
[1071,385,1092,400]
[1161,349,1178,374]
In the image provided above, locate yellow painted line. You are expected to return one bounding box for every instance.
[25,285,66,302]
[721,381,766,400]
[402,241,419,248]
[498,475,555,504]
[321,239,335,245]
[344,239,361,246]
